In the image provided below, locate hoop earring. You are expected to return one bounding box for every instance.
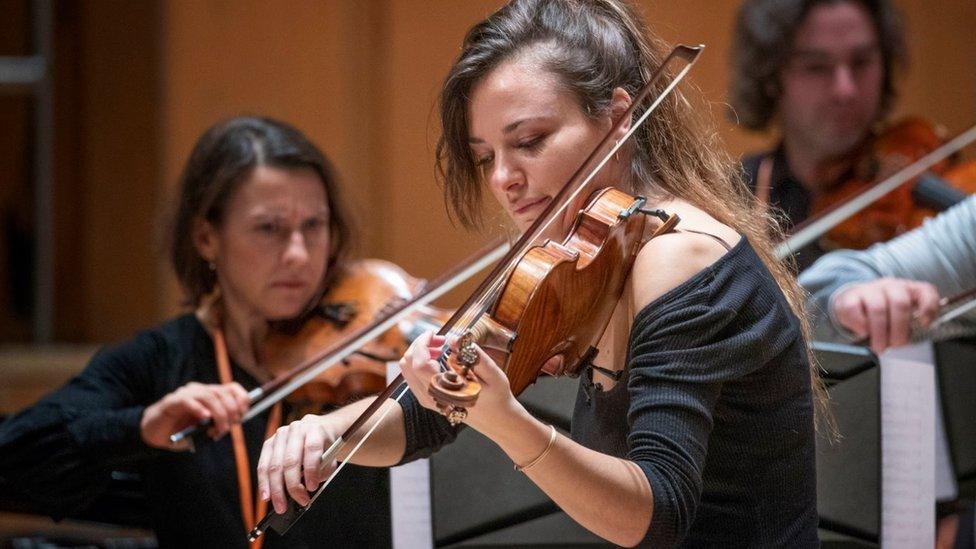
[208,261,216,272]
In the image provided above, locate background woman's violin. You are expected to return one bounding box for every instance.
[262,259,450,410]
[813,117,976,250]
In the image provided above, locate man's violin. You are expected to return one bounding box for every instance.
[811,117,976,250]
[778,121,976,259]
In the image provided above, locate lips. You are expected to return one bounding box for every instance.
[271,280,306,289]
[513,196,550,215]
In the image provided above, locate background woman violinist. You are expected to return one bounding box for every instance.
[0,116,391,547]
[259,1,825,546]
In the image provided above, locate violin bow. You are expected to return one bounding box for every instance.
[776,122,976,260]
[916,285,976,339]
[249,42,705,541]
[170,238,510,449]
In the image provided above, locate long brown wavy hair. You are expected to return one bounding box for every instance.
[435,0,829,424]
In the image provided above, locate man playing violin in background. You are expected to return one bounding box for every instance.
[733,3,976,546]
[729,0,904,270]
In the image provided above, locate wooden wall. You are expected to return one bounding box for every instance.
[40,0,976,343]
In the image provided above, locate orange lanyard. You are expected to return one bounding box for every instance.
[212,326,282,548]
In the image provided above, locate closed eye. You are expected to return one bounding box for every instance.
[516,135,545,151]
[257,222,280,234]
[475,153,494,168]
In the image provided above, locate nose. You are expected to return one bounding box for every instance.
[488,153,524,195]
[831,64,857,100]
[283,230,310,265]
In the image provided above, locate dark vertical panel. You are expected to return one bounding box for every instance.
[0,95,34,342]
[0,0,31,55]
[76,0,162,341]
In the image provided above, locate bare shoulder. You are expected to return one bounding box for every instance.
[629,228,741,312]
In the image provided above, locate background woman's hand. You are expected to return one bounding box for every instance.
[140,381,249,451]
[832,277,941,354]
[256,413,341,514]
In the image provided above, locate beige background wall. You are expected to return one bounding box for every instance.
[44,0,976,343]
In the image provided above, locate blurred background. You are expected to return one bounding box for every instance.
[0,0,974,545]
[1,0,973,348]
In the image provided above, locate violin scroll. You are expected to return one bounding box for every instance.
[428,331,482,426]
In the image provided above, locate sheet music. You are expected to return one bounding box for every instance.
[880,342,936,548]
[885,341,958,501]
[933,391,958,502]
[387,362,433,549]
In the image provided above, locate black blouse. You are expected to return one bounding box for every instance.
[398,238,819,548]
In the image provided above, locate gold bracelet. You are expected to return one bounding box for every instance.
[515,424,558,472]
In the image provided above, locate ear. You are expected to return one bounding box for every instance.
[608,87,633,143]
[193,218,219,264]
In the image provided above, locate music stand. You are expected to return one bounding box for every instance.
[812,341,881,547]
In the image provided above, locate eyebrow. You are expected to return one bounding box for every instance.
[248,208,329,219]
[791,42,880,60]
[468,116,549,144]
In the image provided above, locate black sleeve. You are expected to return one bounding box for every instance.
[0,333,164,518]
[394,389,461,464]
[624,275,790,547]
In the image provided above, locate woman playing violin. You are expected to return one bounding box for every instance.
[259,1,824,547]
[0,116,392,547]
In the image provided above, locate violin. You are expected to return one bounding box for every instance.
[248,43,702,541]
[812,117,976,250]
[262,259,450,410]
[428,188,677,418]
[778,121,976,259]
[168,252,504,448]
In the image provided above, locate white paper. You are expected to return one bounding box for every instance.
[880,342,937,548]
[387,362,433,549]
[885,341,958,501]
[934,392,958,502]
